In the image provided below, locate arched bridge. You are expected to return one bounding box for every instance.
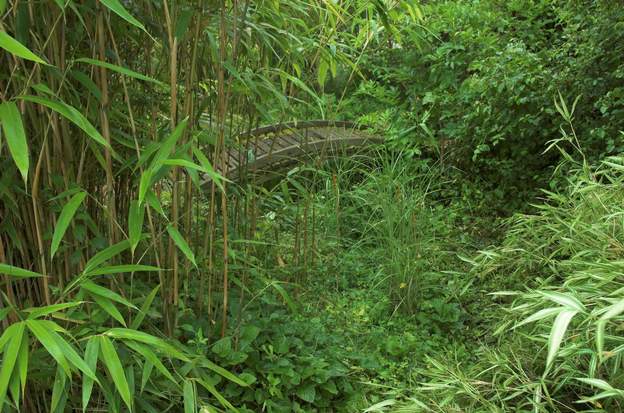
[215,120,383,183]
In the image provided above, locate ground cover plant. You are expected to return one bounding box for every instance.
[1,0,624,412]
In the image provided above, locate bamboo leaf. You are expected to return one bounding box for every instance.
[596,298,624,359]
[104,328,188,361]
[16,329,28,394]
[0,322,24,408]
[166,224,197,267]
[192,146,228,192]
[25,301,84,319]
[51,191,87,259]
[138,169,153,206]
[196,378,238,411]
[546,309,577,372]
[0,263,43,278]
[100,0,148,33]
[91,294,127,326]
[75,58,164,86]
[99,335,132,411]
[184,380,195,413]
[0,31,48,64]
[82,337,99,412]
[19,95,110,150]
[83,240,131,274]
[81,280,136,309]
[130,285,160,330]
[124,341,175,384]
[145,190,166,218]
[85,265,160,277]
[0,102,29,183]
[46,324,98,381]
[199,359,248,387]
[149,118,189,171]
[538,291,585,312]
[515,307,562,329]
[128,200,145,254]
[25,320,71,377]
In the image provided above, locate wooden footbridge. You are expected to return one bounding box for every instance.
[212,120,383,183]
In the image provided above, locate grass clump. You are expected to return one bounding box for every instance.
[395,154,624,412]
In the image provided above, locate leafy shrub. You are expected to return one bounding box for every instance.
[398,152,624,411]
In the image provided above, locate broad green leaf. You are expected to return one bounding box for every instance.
[0,102,29,183]
[82,337,99,412]
[0,322,24,408]
[25,320,71,377]
[75,58,164,86]
[19,95,110,150]
[51,191,86,259]
[100,0,147,33]
[128,200,145,254]
[91,294,127,326]
[130,285,160,330]
[0,31,47,64]
[546,309,577,372]
[81,280,136,309]
[184,380,195,413]
[0,263,43,278]
[99,336,132,411]
[166,224,196,267]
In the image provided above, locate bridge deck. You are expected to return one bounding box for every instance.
[212,120,382,183]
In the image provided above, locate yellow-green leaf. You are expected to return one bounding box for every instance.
[0,31,48,65]
[0,263,43,278]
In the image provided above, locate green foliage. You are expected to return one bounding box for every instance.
[338,0,624,213]
[396,148,624,411]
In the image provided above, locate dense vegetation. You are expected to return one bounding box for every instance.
[0,0,623,411]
